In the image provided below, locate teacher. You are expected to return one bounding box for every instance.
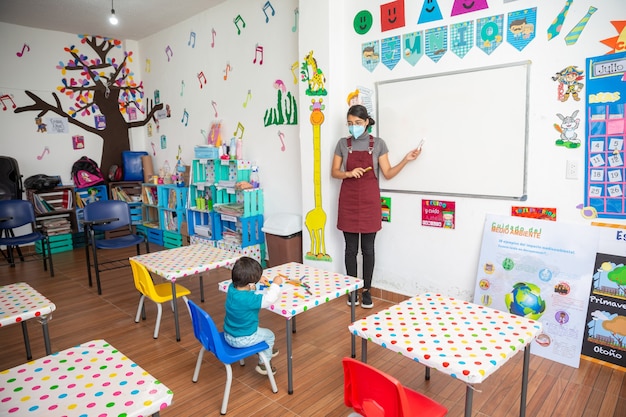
[331,105,421,308]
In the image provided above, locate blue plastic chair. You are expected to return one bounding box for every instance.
[187,299,278,415]
[83,200,149,294]
[0,200,53,276]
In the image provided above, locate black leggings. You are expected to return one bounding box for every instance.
[343,232,376,290]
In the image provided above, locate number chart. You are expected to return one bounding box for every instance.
[584,51,626,218]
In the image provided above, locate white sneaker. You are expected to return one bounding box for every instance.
[346,292,359,306]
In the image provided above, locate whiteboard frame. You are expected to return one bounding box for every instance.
[375,61,531,201]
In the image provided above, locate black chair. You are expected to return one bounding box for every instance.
[0,200,53,276]
[83,200,149,295]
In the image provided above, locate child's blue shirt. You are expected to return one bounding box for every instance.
[223,282,281,338]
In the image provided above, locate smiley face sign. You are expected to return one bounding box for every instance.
[451,0,490,16]
[353,10,373,35]
[380,0,405,32]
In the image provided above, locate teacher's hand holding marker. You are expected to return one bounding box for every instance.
[331,104,422,309]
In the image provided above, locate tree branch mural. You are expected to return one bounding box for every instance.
[14,35,162,173]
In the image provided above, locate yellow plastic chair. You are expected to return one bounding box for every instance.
[130,259,191,339]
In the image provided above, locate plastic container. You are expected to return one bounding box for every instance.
[262,213,302,267]
[250,165,260,188]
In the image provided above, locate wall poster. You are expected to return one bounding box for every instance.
[473,214,598,368]
[584,51,626,218]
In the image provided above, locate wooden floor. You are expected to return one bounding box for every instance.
[1,245,625,417]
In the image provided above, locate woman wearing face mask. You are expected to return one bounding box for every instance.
[331,104,421,308]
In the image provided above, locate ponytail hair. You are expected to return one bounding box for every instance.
[347,104,376,127]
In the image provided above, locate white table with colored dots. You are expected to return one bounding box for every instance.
[0,339,173,417]
[348,293,543,417]
[218,262,363,394]
[131,244,242,341]
[0,282,56,360]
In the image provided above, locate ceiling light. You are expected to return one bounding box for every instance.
[109,0,118,25]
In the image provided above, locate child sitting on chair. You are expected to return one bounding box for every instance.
[223,256,283,375]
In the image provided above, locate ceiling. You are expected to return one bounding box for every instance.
[0,0,227,41]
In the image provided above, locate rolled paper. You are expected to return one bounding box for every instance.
[142,155,154,183]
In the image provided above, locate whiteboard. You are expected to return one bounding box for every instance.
[376,61,530,200]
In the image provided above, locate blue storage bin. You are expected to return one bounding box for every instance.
[122,151,149,181]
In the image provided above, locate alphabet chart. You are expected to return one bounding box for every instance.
[584,51,626,218]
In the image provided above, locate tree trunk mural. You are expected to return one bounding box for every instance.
[14,35,162,175]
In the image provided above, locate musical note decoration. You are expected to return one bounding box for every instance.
[36,146,50,160]
[233,15,246,35]
[0,94,17,111]
[16,43,30,57]
[262,1,275,23]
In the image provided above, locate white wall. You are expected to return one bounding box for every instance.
[0,23,106,183]
[135,0,301,218]
[0,0,301,219]
[330,0,625,299]
[2,0,624,302]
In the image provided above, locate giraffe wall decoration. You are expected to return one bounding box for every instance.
[304,98,331,262]
[300,50,327,96]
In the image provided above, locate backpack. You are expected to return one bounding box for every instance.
[71,156,106,188]
[24,174,61,191]
[108,164,122,181]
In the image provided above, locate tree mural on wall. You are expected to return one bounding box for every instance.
[14,35,162,174]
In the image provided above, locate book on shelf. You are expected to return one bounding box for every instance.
[143,187,158,205]
[32,193,56,214]
[113,186,132,202]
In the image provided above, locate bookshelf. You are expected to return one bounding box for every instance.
[188,158,265,264]
[26,186,77,234]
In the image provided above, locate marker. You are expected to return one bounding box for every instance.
[418,138,425,150]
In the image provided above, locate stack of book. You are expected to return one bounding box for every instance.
[40,217,72,236]
[111,186,132,202]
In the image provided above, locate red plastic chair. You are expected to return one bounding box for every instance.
[343,357,448,417]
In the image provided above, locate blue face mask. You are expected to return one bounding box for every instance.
[349,125,365,138]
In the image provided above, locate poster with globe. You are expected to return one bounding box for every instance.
[473,214,599,368]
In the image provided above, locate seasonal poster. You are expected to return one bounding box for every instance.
[421,199,455,229]
[582,223,626,369]
[473,214,598,368]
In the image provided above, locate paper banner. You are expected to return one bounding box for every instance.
[402,31,424,66]
[425,26,448,63]
[507,8,537,51]
[381,35,401,70]
[361,41,380,72]
[450,21,474,59]
[476,15,504,55]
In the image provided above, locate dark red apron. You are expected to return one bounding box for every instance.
[337,136,381,233]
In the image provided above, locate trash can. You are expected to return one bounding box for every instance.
[262,213,302,267]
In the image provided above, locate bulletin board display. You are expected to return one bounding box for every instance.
[584,51,626,219]
[375,61,530,200]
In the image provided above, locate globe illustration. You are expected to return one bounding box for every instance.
[505,282,546,320]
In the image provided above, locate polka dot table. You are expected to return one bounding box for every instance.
[218,262,363,319]
[348,293,542,385]
[218,262,363,394]
[0,339,173,417]
[0,282,56,359]
[130,244,242,282]
[131,244,242,341]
